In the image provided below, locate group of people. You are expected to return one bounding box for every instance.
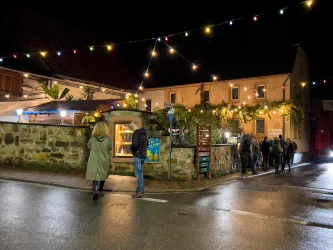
[240,133,297,175]
[85,122,148,200]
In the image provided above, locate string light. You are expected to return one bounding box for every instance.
[256,93,259,97]
[0,58,2,62]
[165,37,168,41]
[264,105,268,109]
[280,9,284,15]
[301,82,306,87]
[244,87,248,91]
[313,81,316,85]
[157,38,161,42]
[23,73,29,78]
[201,110,203,113]
[229,83,233,87]
[152,50,157,57]
[324,80,327,83]
[229,21,233,26]
[306,0,313,7]
[253,16,258,21]
[188,109,191,112]
[90,46,94,51]
[134,94,138,98]
[192,65,197,70]
[205,27,211,34]
[101,88,106,92]
[139,86,143,90]
[141,98,145,101]
[79,86,83,89]
[73,50,77,54]
[248,95,251,99]
[243,101,246,105]
[263,88,266,92]
[57,51,61,56]
[107,45,113,51]
[5,94,10,98]
[40,52,47,57]
[185,32,189,37]
[144,104,148,107]
[169,48,175,54]
[26,54,30,58]
[53,81,58,84]
[117,104,120,107]
[213,76,218,81]
[145,72,150,78]
[123,104,127,107]
[13,55,17,59]
[23,95,28,98]
[273,111,277,114]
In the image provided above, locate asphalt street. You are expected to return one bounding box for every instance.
[1,163,333,250]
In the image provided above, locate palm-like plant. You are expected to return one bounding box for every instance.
[37,80,70,100]
[81,86,97,100]
[65,94,75,101]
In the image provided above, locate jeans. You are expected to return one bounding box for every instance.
[134,156,145,193]
[240,152,250,174]
[252,154,259,173]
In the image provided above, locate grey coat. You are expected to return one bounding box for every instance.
[86,136,112,181]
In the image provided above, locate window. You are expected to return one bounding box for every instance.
[256,119,265,134]
[170,93,176,103]
[115,124,133,157]
[204,91,210,102]
[257,85,265,99]
[145,99,152,112]
[231,87,239,100]
[0,73,23,94]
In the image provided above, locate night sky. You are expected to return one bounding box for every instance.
[1,1,332,97]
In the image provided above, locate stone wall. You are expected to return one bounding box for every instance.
[0,122,89,170]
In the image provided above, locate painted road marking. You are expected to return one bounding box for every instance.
[113,194,168,203]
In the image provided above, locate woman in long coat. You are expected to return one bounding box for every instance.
[86,122,112,200]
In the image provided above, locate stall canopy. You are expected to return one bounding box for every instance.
[23,99,120,114]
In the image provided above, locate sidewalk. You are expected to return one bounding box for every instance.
[0,163,310,193]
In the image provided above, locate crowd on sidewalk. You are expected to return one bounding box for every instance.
[239,133,297,175]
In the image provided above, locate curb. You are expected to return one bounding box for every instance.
[0,162,311,193]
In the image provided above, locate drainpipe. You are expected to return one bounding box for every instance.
[282,75,291,138]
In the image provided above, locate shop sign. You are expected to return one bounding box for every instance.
[268,129,282,137]
[146,138,161,163]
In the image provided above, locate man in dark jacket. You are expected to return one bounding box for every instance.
[261,136,270,170]
[279,134,286,171]
[240,133,251,175]
[130,122,148,198]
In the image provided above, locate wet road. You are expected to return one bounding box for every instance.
[1,163,333,250]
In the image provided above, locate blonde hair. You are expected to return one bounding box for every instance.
[92,122,110,137]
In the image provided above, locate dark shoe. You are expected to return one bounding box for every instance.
[275,171,281,174]
[252,172,259,175]
[132,192,144,199]
[93,192,99,200]
[281,170,286,174]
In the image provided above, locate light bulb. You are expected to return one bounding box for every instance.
[0,58,3,62]
[170,48,175,54]
[243,101,246,105]
[107,45,113,51]
[23,95,28,98]
[263,88,266,92]
[229,83,233,87]
[306,0,313,7]
[134,94,138,97]
[123,104,127,107]
[5,94,10,98]
[248,96,251,99]
[90,46,94,51]
[102,88,106,92]
[324,80,327,83]
[157,38,161,42]
[229,21,233,26]
[192,65,197,70]
[213,76,217,81]
[73,50,77,54]
[145,72,150,78]
[200,110,203,113]
[144,104,148,107]
[139,86,143,90]
[152,51,157,57]
[79,86,83,89]
[244,87,248,91]
[312,82,316,85]
[253,16,258,21]
[165,37,168,41]
[57,51,61,56]
[13,55,17,59]
[40,52,47,57]
[188,109,191,112]
[301,82,306,87]
[26,54,30,58]
[60,110,67,118]
[264,105,268,109]
[142,98,145,101]
[185,32,189,37]
[280,9,284,15]
[23,73,29,78]
[205,27,211,34]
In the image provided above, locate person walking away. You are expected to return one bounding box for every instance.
[291,140,298,165]
[279,134,286,172]
[130,122,149,199]
[261,136,270,171]
[251,137,260,175]
[86,122,112,200]
[240,133,251,175]
[285,138,295,174]
[273,138,283,174]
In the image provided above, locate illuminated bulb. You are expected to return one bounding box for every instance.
[212,110,216,113]
[23,73,29,78]
[102,88,106,92]
[280,9,284,15]
[90,46,94,51]
[117,104,120,107]
[135,100,138,103]
[79,86,83,89]
[188,109,191,112]
[229,83,233,87]
[259,111,264,114]
[244,87,248,91]
[123,104,127,107]
[306,0,313,7]
[107,45,113,51]
[94,112,98,117]
[324,80,327,83]
[141,98,145,101]
[157,38,161,42]
[229,21,233,26]
[155,102,158,106]
[170,48,175,54]
[53,81,58,84]
[213,76,218,81]
[13,55,17,59]
[264,105,268,109]
[145,72,150,78]
[256,93,259,97]
[152,51,157,57]
[205,27,211,34]
[253,16,258,21]
[144,104,148,107]
[73,50,77,54]
[57,51,61,56]
[134,94,138,98]
[0,58,2,62]
[192,65,197,70]
[139,86,143,90]
[273,111,277,114]
[40,52,46,57]
[5,94,10,98]
[165,37,168,41]
[185,32,189,37]
[301,82,306,87]
[238,106,241,109]
[23,95,28,98]
[200,110,203,113]
[243,101,246,105]
[248,96,251,99]
[26,54,30,58]
[40,94,44,97]
[263,88,266,92]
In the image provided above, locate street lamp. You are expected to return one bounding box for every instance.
[60,110,67,125]
[16,109,23,123]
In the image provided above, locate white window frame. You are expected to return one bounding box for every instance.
[256,85,265,99]
[255,118,265,135]
[170,92,176,104]
[231,87,239,101]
